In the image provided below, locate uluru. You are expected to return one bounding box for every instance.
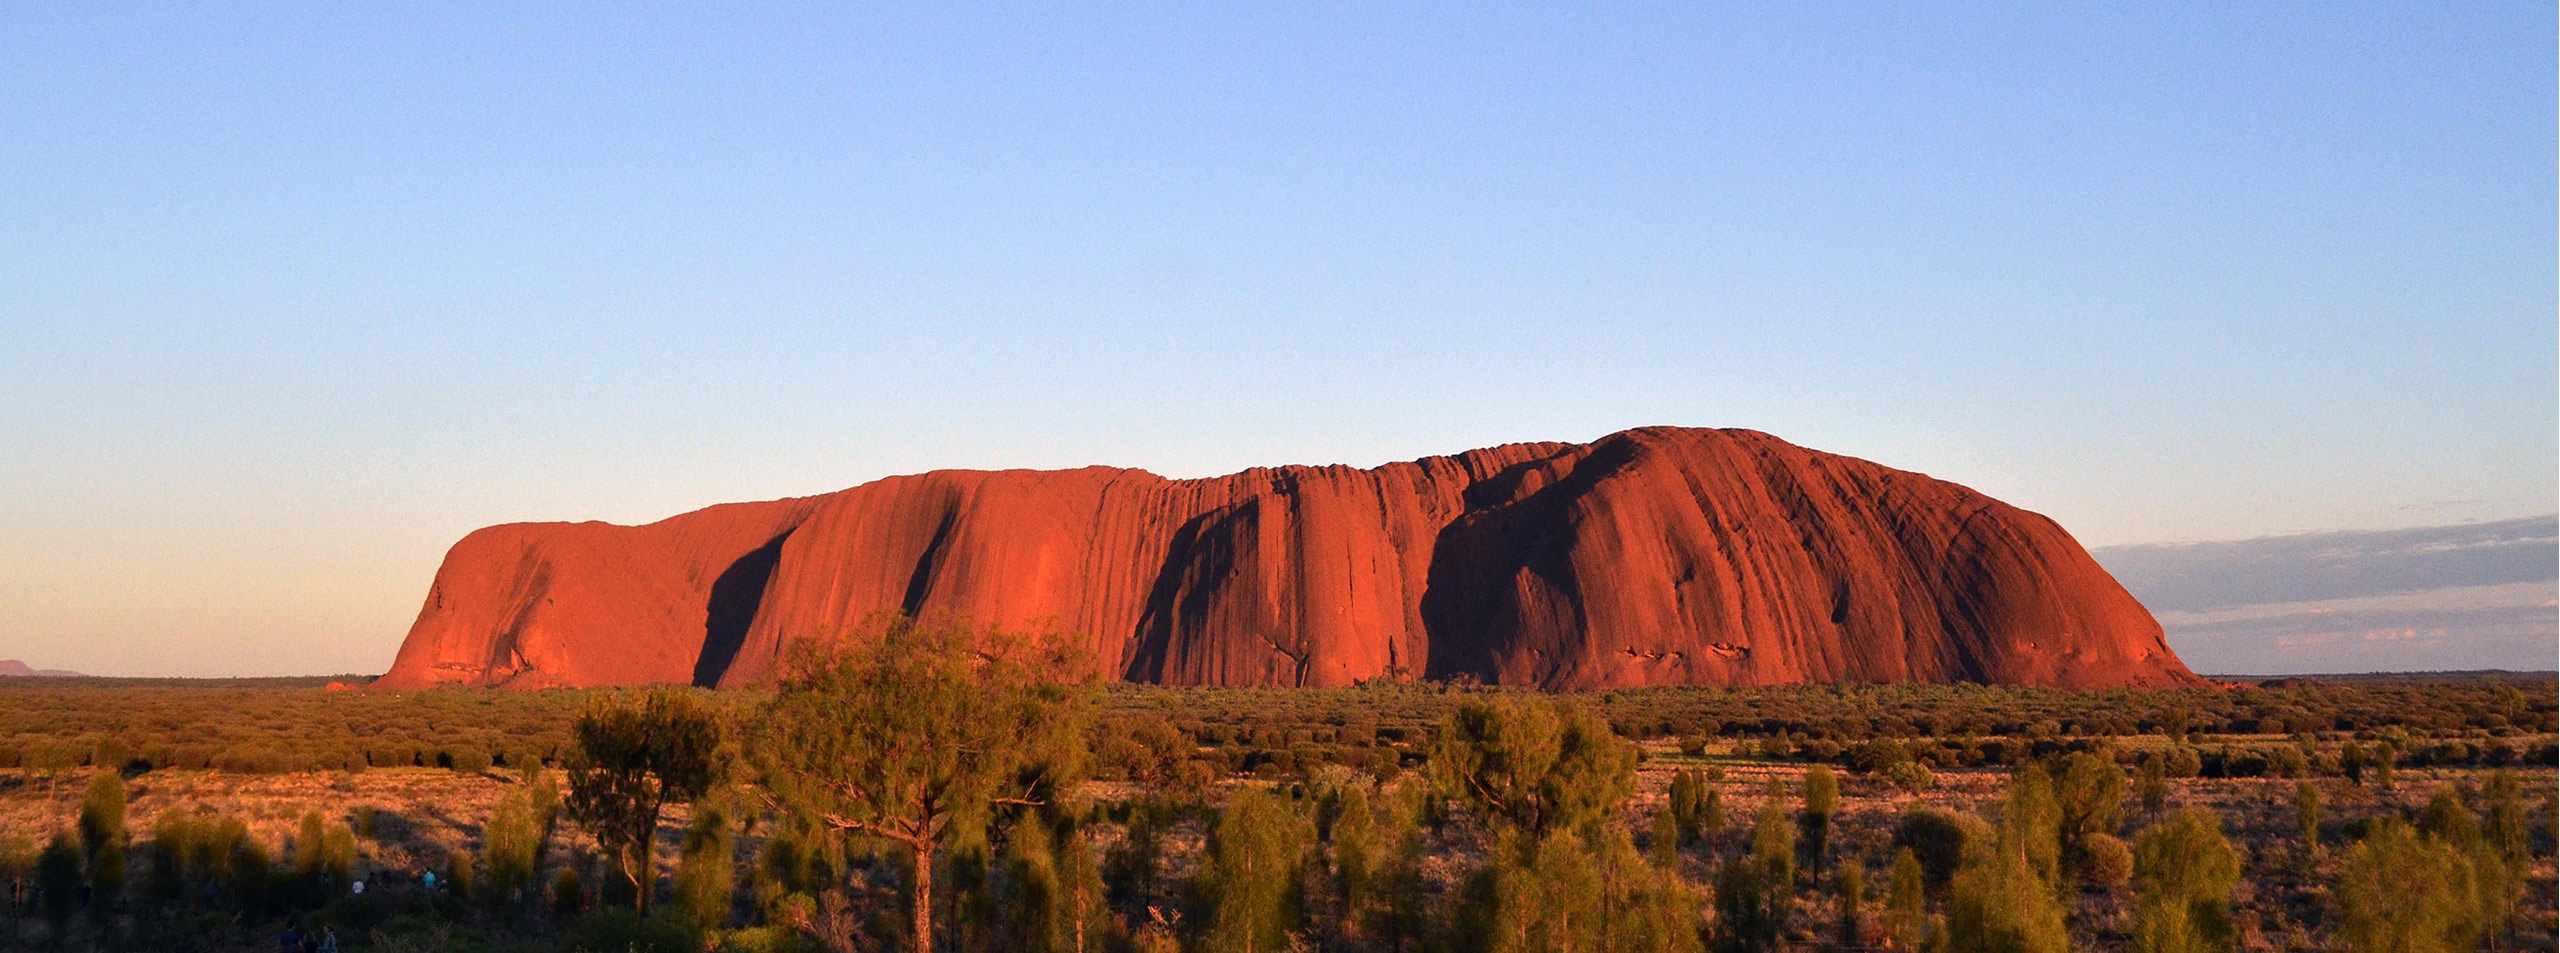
[377,426,2199,691]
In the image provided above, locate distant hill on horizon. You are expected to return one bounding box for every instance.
[0,659,83,678]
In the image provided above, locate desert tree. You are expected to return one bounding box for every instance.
[313,816,355,889]
[1369,785,1434,952]
[1943,835,2068,953]
[1590,823,1708,953]
[1882,847,1927,950]
[1459,824,1702,953]
[754,616,1091,953]
[2484,768,2528,868]
[76,770,125,907]
[1329,783,1383,930]
[564,687,727,917]
[1800,765,1839,871]
[2053,751,2125,882]
[1198,788,1311,953]
[293,810,328,883]
[1004,816,1067,953]
[0,834,35,926]
[2293,782,2321,858]
[482,791,544,904]
[1427,695,1637,837]
[2416,786,2520,946]
[1430,694,1696,951]
[1944,772,2071,953]
[1697,782,1727,853]
[290,808,359,909]
[2335,817,2506,953]
[35,832,78,940]
[1833,861,1865,948]
[1666,769,1706,848]
[215,816,274,916]
[1053,818,1107,953]
[144,810,195,909]
[2002,763,2063,888]
[1649,804,1682,870]
[444,845,477,900]
[1714,781,1797,952]
[1000,813,1108,953]
[2130,807,2239,953]
[1103,799,1164,911]
[2136,752,2170,814]
[673,795,737,927]
[2166,743,2204,779]
[521,760,562,881]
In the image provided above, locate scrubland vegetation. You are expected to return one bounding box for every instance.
[0,632,2552,952]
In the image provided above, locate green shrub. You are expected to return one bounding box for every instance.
[2335,817,2510,953]
[2131,807,2237,953]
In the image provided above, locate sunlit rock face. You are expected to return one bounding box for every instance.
[376,427,2199,691]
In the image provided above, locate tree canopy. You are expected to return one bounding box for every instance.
[1427,696,1636,836]
[564,687,726,917]
[755,615,1092,953]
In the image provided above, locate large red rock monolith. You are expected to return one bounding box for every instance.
[376,427,2197,690]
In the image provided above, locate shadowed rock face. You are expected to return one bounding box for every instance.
[376,427,2199,691]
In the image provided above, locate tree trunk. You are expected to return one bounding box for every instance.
[910,843,934,953]
[629,816,655,918]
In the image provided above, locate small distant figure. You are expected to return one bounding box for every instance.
[317,928,339,953]
[422,870,437,892]
[279,921,303,953]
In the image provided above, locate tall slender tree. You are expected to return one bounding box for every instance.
[1833,861,1866,948]
[1883,847,1927,950]
[1330,785,1383,929]
[2293,783,2321,858]
[2484,769,2528,868]
[1945,772,2070,953]
[674,797,737,927]
[76,771,125,908]
[1715,782,1797,952]
[0,834,37,929]
[1800,766,1839,872]
[1199,789,1310,953]
[35,833,78,941]
[1667,770,1706,847]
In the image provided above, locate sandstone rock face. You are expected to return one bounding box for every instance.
[376,427,2198,691]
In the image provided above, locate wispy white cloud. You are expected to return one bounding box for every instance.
[2097,520,2559,675]
[2096,516,2556,611]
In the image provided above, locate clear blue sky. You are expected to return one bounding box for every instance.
[3,4,2552,676]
